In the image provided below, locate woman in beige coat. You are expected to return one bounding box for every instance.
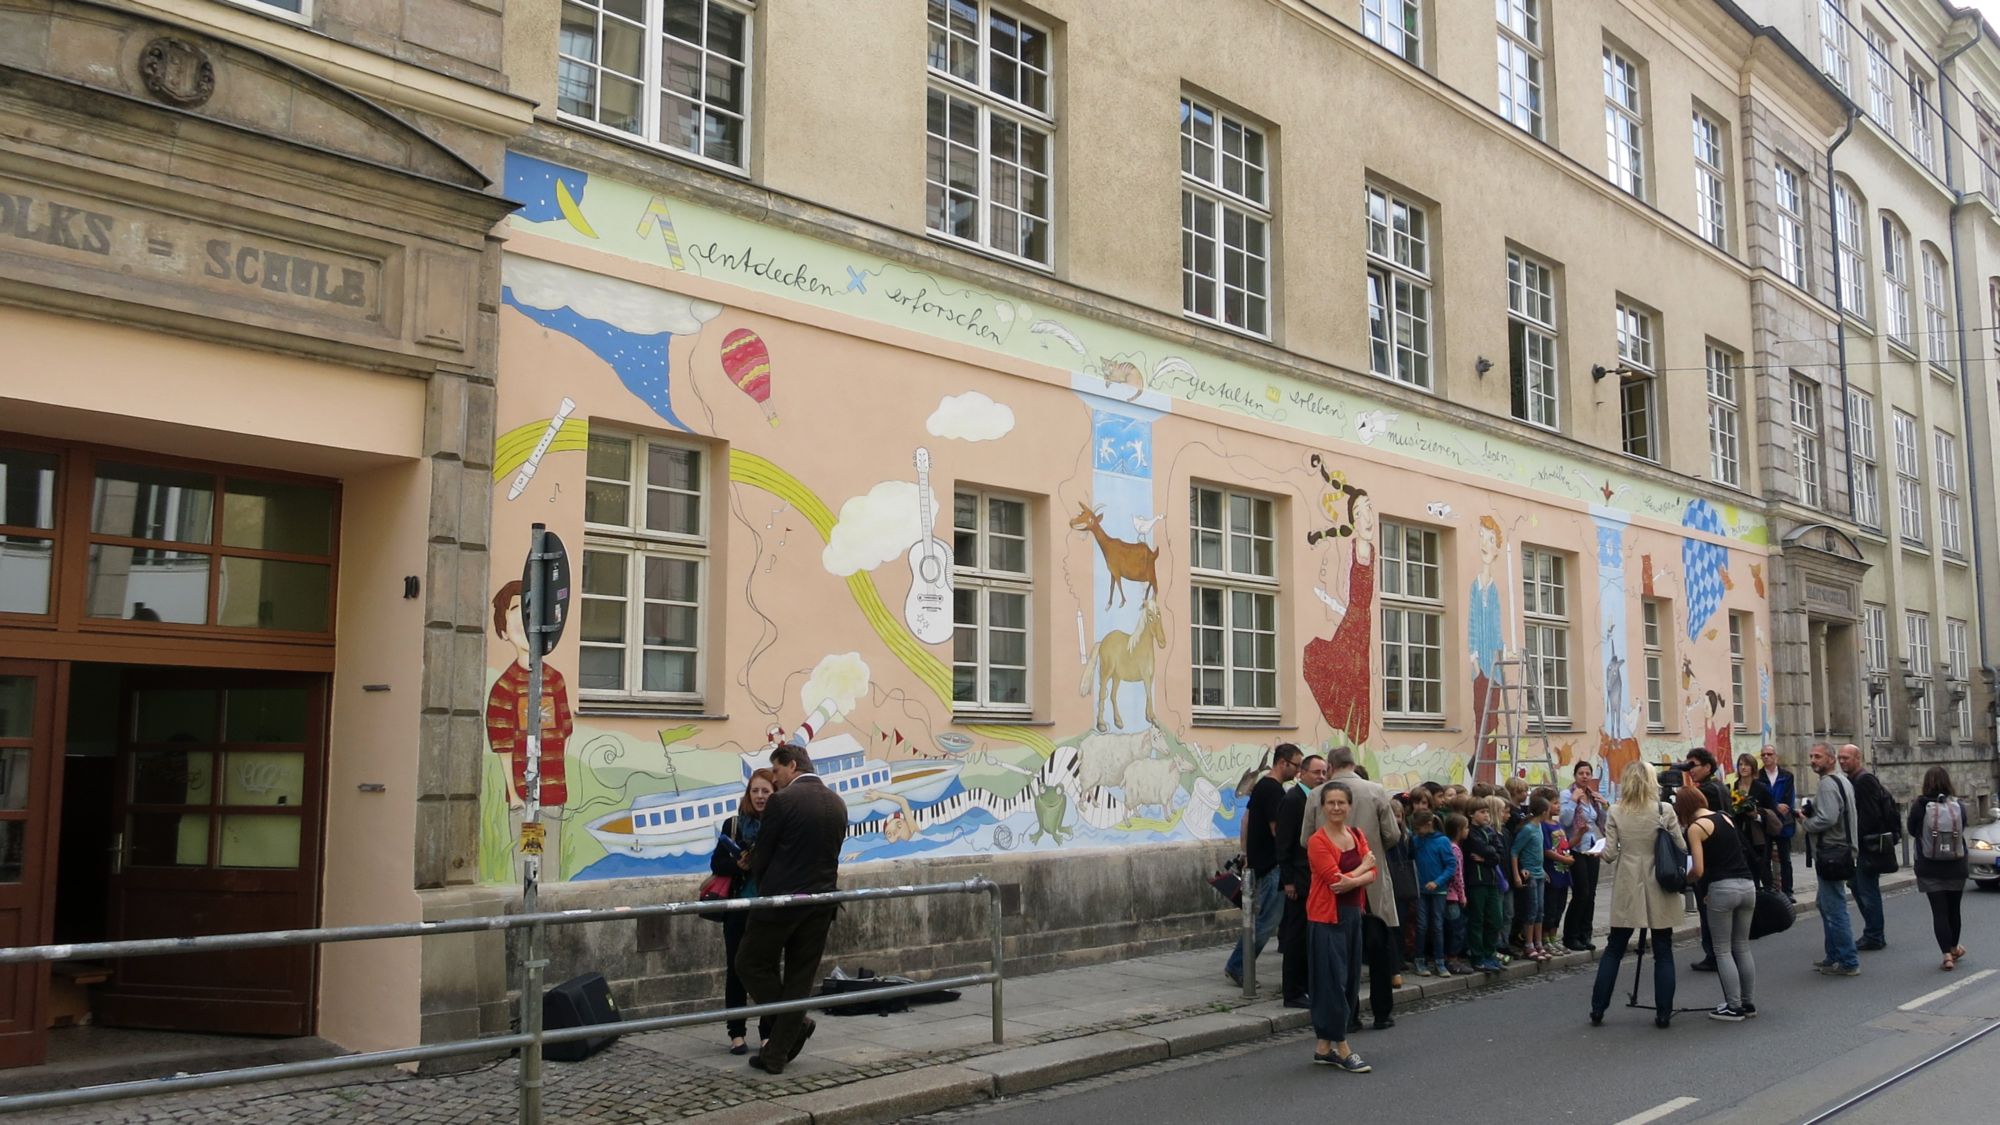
[1589,762,1683,1028]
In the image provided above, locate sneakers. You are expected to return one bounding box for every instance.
[1331,1052,1372,1073]
[1412,963,1432,977]
[1856,939,1887,952]
[1741,1002,1758,1018]
[1475,958,1505,973]
[1818,962,1861,976]
[1225,969,1243,987]
[1447,959,1475,976]
[1709,1004,1746,1022]
[1689,959,1718,973]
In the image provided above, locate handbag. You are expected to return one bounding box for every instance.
[1816,781,1858,882]
[696,873,736,923]
[1749,886,1795,939]
[1652,807,1689,893]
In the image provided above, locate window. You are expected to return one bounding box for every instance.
[1922,246,1952,368]
[1946,618,1971,736]
[230,0,307,16]
[927,0,1054,266]
[951,490,1031,714]
[1522,547,1569,724]
[580,432,708,702]
[1864,22,1896,132]
[1881,216,1911,344]
[1190,486,1278,716]
[1508,251,1559,428]
[1775,162,1807,287]
[1707,345,1740,487]
[1905,610,1934,741]
[1821,0,1850,91]
[1892,409,1926,545]
[1181,97,1270,337]
[1934,429,1963,557]
[1910,70,1936,169]
[1366,185,1433,389]
[1380,520,1444,722]
[1616,302,1658,461]
[1497,0,1544,137]
[1849,389,1881,528]
[1361,0,1420,64]
[1863,603,1890,739]
[1603,47,1646,198]
[1728,612,1749,731]
[1642,598,1668,732]
[0,447,56,617]
[1835,181,1866,315]
[1790,377,1823,508]
[1693,111,1728,248]
[557,0,752,169]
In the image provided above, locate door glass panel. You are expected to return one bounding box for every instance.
[0,448,58,528]
[0,676,33,738]
[127,811,210,866]
[87,545,210,623]
[0,536,54,614]
[220,478,335,555]
[134,689,219,743]
[218,815,300,868]
[91,463,214,543]
[0,747,29,810]
[0,820,22,882]
[217,558,331,632]
[224,688,309,743]
[222,753,304,807]
[130,751,214,805]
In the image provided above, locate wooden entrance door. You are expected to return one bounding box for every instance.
[97,669,326,1035]
[0,662,57,1067]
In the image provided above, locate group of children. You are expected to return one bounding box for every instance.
[1384,779,1588,979]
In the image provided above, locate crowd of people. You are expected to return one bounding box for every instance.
[1226,740,1983,1073]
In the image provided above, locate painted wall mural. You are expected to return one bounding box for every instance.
[481,151,1777,884]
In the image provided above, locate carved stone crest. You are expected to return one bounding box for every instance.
[139,37,215,109]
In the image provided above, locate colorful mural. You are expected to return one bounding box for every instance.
[481,152,1777,883]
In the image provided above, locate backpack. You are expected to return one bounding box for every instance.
[1923,799,1967,862]
[1652,804,1689,893]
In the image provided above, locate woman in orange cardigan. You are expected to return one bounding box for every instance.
[1307,781,1380,1073]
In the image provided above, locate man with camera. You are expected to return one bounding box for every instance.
[1838,744,1900,951]
[1802,743,1861,976]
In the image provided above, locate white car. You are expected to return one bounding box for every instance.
[1970,807,2000,890]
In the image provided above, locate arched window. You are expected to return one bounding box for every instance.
[1833,179,1867,314]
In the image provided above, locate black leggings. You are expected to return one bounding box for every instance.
[1928,890,1964,954]
[1591,927,1675,1017]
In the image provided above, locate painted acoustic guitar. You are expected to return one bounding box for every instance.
[905,448,955,644]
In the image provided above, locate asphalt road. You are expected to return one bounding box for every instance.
[921,884,2000,1125]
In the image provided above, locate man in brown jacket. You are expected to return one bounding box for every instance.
[1300,746,1404,1030]
[739,741,848,1074]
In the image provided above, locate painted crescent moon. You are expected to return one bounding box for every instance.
[555,179,599,239]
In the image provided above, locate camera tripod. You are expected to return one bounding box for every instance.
[1624,930,1714,1015]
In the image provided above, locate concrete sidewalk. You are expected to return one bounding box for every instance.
[22,862,1888,1125]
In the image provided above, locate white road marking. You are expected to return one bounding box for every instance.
[1612,1097,1700,1125]
[1897,968,1996,1011]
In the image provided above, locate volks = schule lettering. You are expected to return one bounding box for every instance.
[203,239,367,308]
[0,192,115,255]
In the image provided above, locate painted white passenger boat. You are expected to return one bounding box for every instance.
[739,735,962,821]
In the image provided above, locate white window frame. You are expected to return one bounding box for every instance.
[1366,184,1434,390]
[1497,0,1544,137]
[221,0,310,22]
[1616,302,1658,462]
[1604,47,1647,198]
[1790,377,1824,509]
[1522,546,1570,725]
[1508,250,1559,429]
[1905,609,1935,741]
[556,0,755,173]
[1945,618,1971,736]
[1693,110,1728,249]
[1922,246,1952,370]
[1181,97,1271,338]
[1190,485,1279,719]
[1863,602,1891,739]
[580,430,710,705]
[1893,408,1927,545]
[1849,389,1881,529]
[1835,182,1867,316]
[1707,345,1740,488]
[1910,69,1936,169]
[951,489,1033,716]
[1642,597,1668,732]
[1933,429,1963,558]
[1361,0,1421,64]
[926,0,1056,268]
[1821,0,1851,92]
[1380,519,1445,723]
[1775,161,1807,287]
[1864,22,1897,133]
[1882,215,1912,345]
[1728,612,1749,731]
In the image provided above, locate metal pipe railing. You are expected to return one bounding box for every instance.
[0,877,1004,1118]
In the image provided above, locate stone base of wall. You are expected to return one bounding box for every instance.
[416,841,1241,1049]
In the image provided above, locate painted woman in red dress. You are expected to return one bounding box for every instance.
[1304,488,1376,747]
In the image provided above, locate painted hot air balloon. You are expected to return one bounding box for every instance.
[719,329,779,427]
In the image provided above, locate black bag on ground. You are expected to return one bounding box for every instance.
[1208,854,1246,908]
[1749,887,1795,940]
[819,966,962,1016]
[542,972,622,1061]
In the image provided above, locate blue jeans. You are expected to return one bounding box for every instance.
[1446,901,1467,958]
[1818,876,1859,969]
[1524,875,1546,924]
[1226,867,1284,980]
[1416,895,1447,965]
[1852,866,1885,945]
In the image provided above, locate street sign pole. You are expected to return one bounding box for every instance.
[514,523,568,1125]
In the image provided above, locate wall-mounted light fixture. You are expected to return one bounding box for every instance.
[1475,356,1493,376]
[1591,364,1639,383]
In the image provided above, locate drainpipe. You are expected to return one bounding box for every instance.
[1826,108,1860,519]
[1937,24,1999,755]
